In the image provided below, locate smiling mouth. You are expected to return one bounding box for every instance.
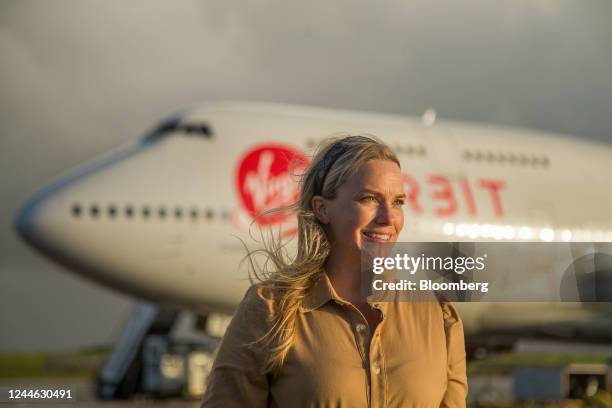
[362,231,392,241]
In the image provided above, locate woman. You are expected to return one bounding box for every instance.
[201,135,468,407]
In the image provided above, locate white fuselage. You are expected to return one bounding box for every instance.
[15,102,612,334]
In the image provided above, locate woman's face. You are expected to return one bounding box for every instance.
[314,159,406,258]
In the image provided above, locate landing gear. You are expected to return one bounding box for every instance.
[96,303,218,400]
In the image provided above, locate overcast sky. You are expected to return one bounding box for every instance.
[1,0,611,351]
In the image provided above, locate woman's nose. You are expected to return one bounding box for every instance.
[375,203,396,225]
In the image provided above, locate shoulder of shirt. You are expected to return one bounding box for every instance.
[238,283,277,319]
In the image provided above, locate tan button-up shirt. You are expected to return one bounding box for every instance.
[202,272,468,408]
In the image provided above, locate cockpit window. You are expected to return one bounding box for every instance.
[177,123,212,137]
[142,117,213,144]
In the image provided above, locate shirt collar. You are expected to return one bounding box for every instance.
[299,269,389,313]
[300,271,341,312]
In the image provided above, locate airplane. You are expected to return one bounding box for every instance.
[13,101,612,395]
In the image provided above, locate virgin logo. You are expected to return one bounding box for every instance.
[236,144,308,227]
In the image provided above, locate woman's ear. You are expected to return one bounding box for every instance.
[311,195,330,224]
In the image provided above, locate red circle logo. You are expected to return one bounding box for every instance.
[236,144,308,226]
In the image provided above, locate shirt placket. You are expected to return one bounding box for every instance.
[342,302,387,408]
[369,303,386,408]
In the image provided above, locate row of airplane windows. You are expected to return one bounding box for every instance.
[303,138,547,166]
[305,139,428,157]
[71,203,230,221]
[463,151,550,167]
[394,145,427,156]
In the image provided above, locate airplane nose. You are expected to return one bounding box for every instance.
[14,115,180,259]
[14,182,68,256]
[11,132,196,303]
[14,192,38,245]
[14,141,150,258]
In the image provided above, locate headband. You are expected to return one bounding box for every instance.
[314,136,375,196]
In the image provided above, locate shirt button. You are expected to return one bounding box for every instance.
[356,323,367,333]
[372,362,381,375]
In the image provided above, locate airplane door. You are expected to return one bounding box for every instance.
[424,125,465,181]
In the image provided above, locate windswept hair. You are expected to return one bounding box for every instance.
[242,134,400,374]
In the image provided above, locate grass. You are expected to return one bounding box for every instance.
[468,352,612,375]
[0,348,110,378]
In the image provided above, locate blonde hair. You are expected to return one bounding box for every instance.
[243,134,401,374]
